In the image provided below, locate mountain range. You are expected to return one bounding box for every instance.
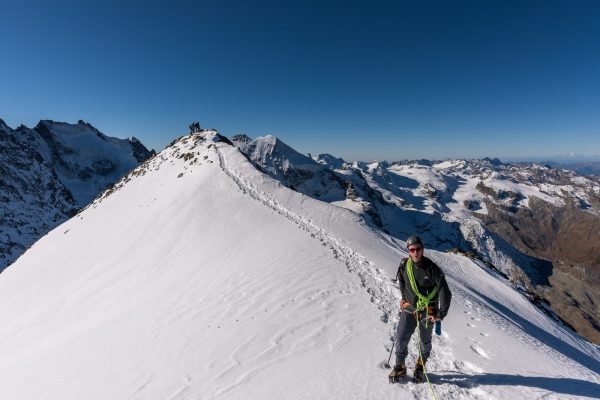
[506,155,600,176]
[2,122,599,343]
[0,125,598,399]
[231,134,600,345]
[0,119,155,270]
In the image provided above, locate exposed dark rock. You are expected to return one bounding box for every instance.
[415,159,433,166]
[476,181,497,197]
[483,157,503,166]
[475,195,600,343]
[463,200,482,211]
[92,159,116,176]
[215,134,233,146]
[231,133,252,145]
[129,137,156,163]
[0,119,153,271]
[315,153,347,170]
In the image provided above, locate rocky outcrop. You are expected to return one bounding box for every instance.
[476,194,600,343]
[129,137,156,163]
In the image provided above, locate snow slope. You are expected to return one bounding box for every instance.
[0,119,154,270]
[0,132,598,399]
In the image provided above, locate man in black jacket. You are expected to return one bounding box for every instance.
[389,235,452,383]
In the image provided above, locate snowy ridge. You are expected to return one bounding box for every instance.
[211,139,600,399]
[0,132,598,399]
[233,136,599,343]
[215,143,399,322]
[234,137,556,281]
[213,143,480,399]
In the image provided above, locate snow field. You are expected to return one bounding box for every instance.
[0,134,598,399]
[216,141,600,399]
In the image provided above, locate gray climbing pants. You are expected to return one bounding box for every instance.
[395,310,434,364]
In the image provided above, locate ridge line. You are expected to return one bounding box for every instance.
[214,144,400,323]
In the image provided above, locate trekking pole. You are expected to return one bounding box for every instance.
[383,341,395,369]
[385,306,416,368]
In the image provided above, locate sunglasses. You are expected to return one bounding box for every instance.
[408,247,423,253]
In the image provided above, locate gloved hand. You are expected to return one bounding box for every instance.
[428,314,441,323]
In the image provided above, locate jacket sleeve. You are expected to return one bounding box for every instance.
[397,258,407,300]
[436,268,452,319]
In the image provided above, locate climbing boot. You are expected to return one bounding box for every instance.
[388,363,407,383]
[413,358,426,383]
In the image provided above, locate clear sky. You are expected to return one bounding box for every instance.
[1,0,599,161]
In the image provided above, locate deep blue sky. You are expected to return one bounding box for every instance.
[2,0,599,161]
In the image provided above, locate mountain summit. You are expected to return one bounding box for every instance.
[0,130,597,399]
[0,119,155,270]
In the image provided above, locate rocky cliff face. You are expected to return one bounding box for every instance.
[476,181,600,343]
[0,119,155,270]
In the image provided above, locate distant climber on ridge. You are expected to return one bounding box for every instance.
[189,122,201,134]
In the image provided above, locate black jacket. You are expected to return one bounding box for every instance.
[396,256,452,319]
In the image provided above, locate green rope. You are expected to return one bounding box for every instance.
[406,258,438,327]
[415,313,439,400]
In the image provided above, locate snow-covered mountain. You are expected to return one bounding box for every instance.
[231,134,389,227]
[0,129,597,399]
[231,134,347,202]
[0,119,155,270]
[547,161,600,177]
[232,135,600,345]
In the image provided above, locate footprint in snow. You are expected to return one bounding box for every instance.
[454,359,484,374]
[470,344,490,359]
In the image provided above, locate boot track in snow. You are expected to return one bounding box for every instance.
[213,144,461,398]
[214,144,399,325]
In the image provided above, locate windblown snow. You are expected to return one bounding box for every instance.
[0,132,598,399]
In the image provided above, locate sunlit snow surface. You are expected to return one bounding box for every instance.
[0,133,598,399]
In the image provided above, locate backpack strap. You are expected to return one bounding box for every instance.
[394,257,408,282]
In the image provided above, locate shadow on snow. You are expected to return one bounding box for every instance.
[473,291,600,374]
[434,373,599,398]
